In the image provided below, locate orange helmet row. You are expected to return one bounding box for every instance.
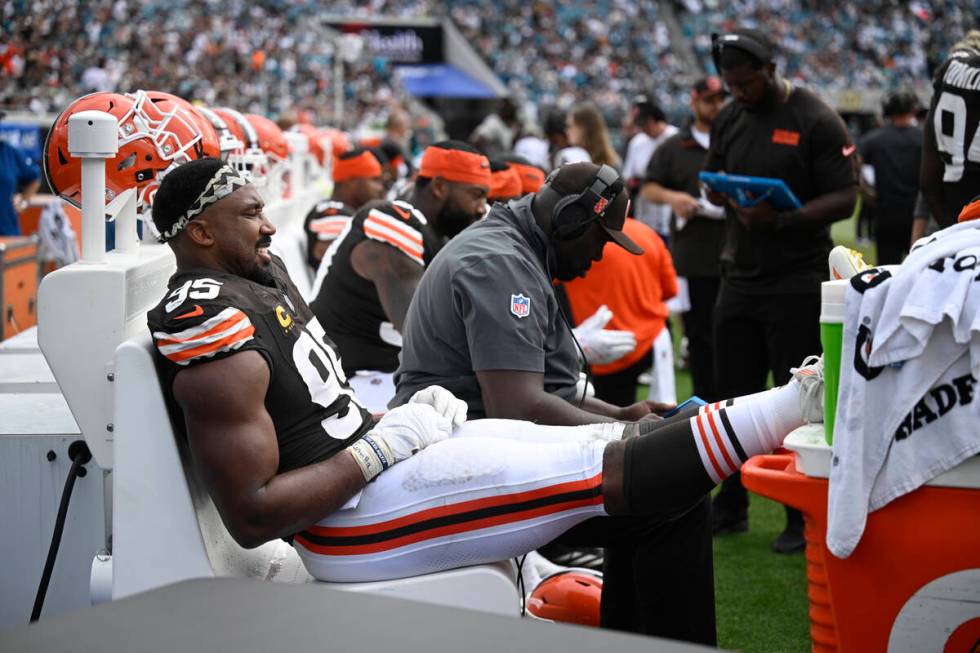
[44,90,293,213]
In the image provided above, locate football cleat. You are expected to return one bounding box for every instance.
[828,245,871,280]
[791,355,824,424]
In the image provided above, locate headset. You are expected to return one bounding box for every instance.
[711,31,772,73]
[538,164,624,242]
[537,164,624,407]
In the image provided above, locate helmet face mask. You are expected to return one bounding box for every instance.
[122,90,204,164]
[197,106,245,161]
[212,107,275,194]
[45,90,219,214]
[244,113,291,201]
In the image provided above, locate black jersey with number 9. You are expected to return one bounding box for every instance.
[930,50,980,220]
[147,256,373,473]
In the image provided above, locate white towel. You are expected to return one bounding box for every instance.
[869,221,980,372]
[37,199,78,267]
[828,264,980,559]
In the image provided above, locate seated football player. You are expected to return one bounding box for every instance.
[307,141,489,410]
[302,148,386,272]
[147,158,824,645]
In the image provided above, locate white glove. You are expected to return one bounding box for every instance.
[575,371,596,398]
[410,385,468,428]
[572,305,637,365]
[346,403,452,481]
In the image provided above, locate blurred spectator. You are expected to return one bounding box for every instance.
[682,0,971,98]
[703,29,857,554]
[471,97,522,157]
[2,0,976,131]
[859,90,921,264]
[622,95,677,238]
[450,0,687,118]
[81,57,112,92]
[544,110,591,169]
[567,103,620,169]
[385,110,411,152]
[643,76,727,402]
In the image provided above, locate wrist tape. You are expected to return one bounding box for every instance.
[346,434,393,482]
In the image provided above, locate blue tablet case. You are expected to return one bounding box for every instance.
[699,171,802,210]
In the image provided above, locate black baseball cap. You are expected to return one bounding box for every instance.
[633,95,667,122]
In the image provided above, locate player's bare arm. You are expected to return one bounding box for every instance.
[476,369,670,425]
[350,239,424,332]
[173,350,366,548]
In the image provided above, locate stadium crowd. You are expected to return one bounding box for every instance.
[680,0,975,94]
[3,0,976,128]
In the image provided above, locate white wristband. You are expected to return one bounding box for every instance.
[346,435,393,482]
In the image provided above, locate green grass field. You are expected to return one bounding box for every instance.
[639,214,872,652]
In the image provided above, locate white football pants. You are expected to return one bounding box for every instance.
[294,420,623,582]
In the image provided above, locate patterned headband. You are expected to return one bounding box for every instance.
[157,165,251,242]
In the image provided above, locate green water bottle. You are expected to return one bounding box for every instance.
[819,280,847,444]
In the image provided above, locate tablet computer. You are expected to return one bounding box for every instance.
[698,171,802,210]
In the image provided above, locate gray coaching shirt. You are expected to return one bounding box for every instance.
[391,195,581,416]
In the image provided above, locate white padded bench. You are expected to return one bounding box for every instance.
[110,334,518,614]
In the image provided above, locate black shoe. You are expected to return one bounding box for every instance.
[771,528,806,554]
[711,508,748,536]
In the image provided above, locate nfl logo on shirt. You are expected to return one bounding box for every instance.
[510,293,531,319]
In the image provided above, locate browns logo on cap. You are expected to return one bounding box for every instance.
[419,144,491,187]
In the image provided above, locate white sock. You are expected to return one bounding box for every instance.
[688,381,804,484]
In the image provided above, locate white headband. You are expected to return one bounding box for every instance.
[157,165,251,242]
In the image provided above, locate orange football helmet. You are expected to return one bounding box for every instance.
[292,123,328,167]
[211,107,276,188]
[44,90,214,213]
[134,90,221,161]
[196,105,245,160]
[244,113,291,199]
[244,113,290,162]
[322,127,353,158]
[526,570,602,627]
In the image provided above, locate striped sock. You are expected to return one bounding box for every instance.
[688,381,804,484]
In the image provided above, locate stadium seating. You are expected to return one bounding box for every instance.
[5,1,972,130]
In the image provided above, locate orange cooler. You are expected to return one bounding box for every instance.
[0,235,40,341]
[742,425,980,653]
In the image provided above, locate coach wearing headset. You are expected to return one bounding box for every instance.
[703,28,858,553]
[392,162,715,643]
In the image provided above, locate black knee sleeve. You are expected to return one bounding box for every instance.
[623,418,716,516]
